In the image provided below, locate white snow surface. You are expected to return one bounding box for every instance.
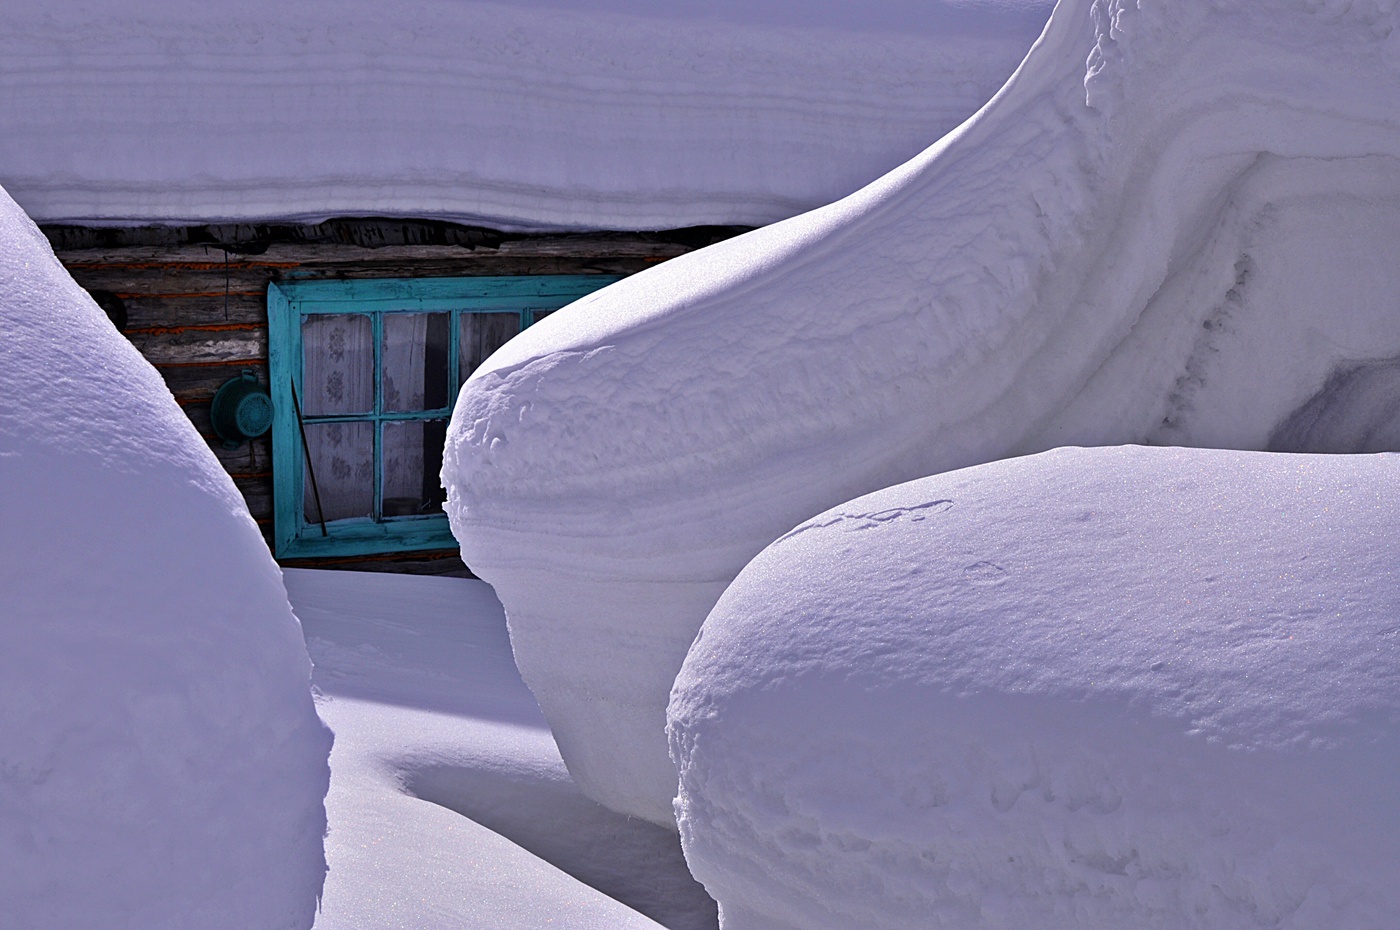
[0,185,331,930]
[285,569,716,930]
[444,0,1400,823]
[669,446,1400,930]
[0,0,1050,231]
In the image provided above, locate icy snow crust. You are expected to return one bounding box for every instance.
[444,0,1400,823]
[669,446,1400,930]
[0,187,331,929]
[0,0,1049,230]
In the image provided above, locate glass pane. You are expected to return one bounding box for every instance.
[301,314,373,415]
[382,420,448,518]
[530,309,555,325]
[302,421,374,523]
[459,312,521,385]
[383,312,451,413]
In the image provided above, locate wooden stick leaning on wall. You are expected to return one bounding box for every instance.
[290,377,329,537]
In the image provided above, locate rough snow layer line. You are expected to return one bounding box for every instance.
[443,0,1400,825]
[0,0,1050,230]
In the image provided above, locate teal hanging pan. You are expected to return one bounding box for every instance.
[211,370,274,449]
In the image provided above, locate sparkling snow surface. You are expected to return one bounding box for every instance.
[0,0,1050,230]
[0,186,331,929]
[285,569,716,930]
[670,446,1400,929]
[444,0,1400,823]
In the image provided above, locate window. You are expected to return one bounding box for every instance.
[267,275,620,558]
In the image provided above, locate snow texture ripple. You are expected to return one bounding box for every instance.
[0,0,1050,231]
[444,0,1400,824]
[0,186,332,930]
[669,445,1400,929]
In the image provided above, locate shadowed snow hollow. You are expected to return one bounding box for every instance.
[668,446,1400,930]
[0,187,332,930]
[444,0,1400,823]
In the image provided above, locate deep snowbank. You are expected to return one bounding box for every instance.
[444,0,1400,822]
[0,187,331,929]
[285,570,707,930]
[0,0,1049,230]
[669,446,1400,930]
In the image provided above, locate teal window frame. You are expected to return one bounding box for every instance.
[268,275,620,559]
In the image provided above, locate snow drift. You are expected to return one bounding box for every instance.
[668,445,1400,929]
[287,570,694,930]
[0,186,331,929]
[444,0,1400,824]
[0,0,1049,230]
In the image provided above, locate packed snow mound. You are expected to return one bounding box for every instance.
[0,186,331,929]
[0,0,1050,231]
[669,446,1400,930]
[444,0,1400,823]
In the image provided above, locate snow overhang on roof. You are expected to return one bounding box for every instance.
[0,0,1051,232]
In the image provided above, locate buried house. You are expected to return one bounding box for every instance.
[0,0,1052,571]
[39,218,709,569]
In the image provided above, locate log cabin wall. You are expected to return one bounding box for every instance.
[45,219,743,575]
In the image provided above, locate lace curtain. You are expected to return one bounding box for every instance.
[302,315,374,522]
[298,312,452,523]
[381,314,432,516]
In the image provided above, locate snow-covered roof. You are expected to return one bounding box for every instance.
[0,0,1051,231]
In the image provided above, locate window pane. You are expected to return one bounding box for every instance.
[531,309,555,325]
[459,312,521,385]
[302,314,373,415]
[382,420,448,518]
[302,421,374,523]
[383,312,451,413]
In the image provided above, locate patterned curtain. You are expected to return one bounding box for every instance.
[301,314,374,522]
[299,311,449,523]
[381,314,431,516]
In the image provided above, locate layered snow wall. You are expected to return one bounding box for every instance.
[444,0,1400,824]
[0,187,332,929]
[0,0,1050,230]
[668,445,1400,930]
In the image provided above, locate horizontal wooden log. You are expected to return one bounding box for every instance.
[45,218,747,256]
[181,393,276,460]
[127,324,267,366]
[232,475,275,521]
[211,436,273,477]
[161,360,270,401]
[54,235,691,269]
[113,293,269,329]
[65,256,666,297]
[65,266,274,297]
[290,255,666,279]
[42,217,508,254]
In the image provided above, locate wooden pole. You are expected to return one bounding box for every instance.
[290,377,329,537]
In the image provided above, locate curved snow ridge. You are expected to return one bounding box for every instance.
[444,0,1400,824]
[0,185,331,929]
[0,188,238,500]
[669,446,1400,930]
[0,0,1049,230]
